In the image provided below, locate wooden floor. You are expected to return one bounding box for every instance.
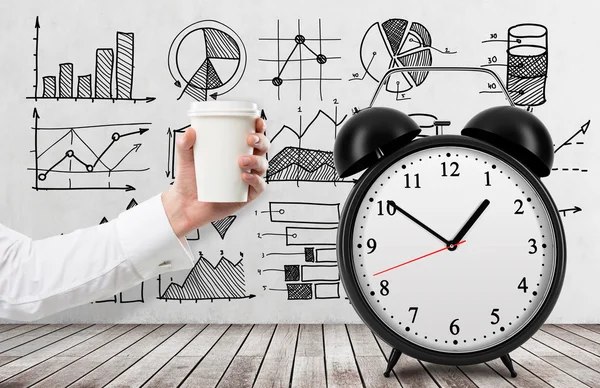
[0,325,599,387]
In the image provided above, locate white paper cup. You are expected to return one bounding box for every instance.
[188,101,260,202]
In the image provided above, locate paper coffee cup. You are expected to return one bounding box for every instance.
[188,101,260,202]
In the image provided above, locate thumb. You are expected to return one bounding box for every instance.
[176,128,196,169]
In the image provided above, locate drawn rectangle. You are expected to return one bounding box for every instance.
[116,32,134,99]
[42,76,56,97]
[77,75,92,98]
[315,283,340,299]
[284,265,300,281]
[269,202,340,224]
[301,265,339,282]
[316,248,337,263]
[59,63,73,98]
[304,247,315,262]
[287,283,312,300]
[286,226,337,246]
[95,48,114,98]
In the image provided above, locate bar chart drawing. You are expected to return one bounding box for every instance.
[168,20,247,101]
[28,17,155,103]
[30,108,150,192]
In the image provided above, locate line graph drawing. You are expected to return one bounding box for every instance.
[168,20,246,101]
[554,120,591,154]
[28,17,154,103]
[266,107,351,185]
[30,108,149,192]
[259,19,342,100]
[157,251,255,302]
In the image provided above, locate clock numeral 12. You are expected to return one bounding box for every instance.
[404,173,421,188]
[441,162,460,177]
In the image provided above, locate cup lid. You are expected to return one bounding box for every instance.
[189,101,258,113]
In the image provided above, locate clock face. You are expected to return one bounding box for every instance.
[351,145,557,353]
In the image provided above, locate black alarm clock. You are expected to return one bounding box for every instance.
[333,106,566,378]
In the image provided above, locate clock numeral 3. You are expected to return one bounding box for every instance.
[441,162,460,177]
[528,238,537,254]
[404,173,421,189]
[366,238,377,254]
[409,307,418,323]
[518,277,528,293]
[449,318,460,335]
[379,280,389,296]
[490,308,500,325]
[377,201,397,216]
[514,199,524,214]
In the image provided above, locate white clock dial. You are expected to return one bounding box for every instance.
[352,146,556,353]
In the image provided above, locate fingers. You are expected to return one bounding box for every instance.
[239,155,268,176]
[243,172,266,197]
[176,127,196,167]
[247,133,270,156]
[255,117,266,134]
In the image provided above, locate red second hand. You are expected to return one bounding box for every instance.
[372,240,466,276]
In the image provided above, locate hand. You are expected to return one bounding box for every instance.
[449,199,490,246]
[162,118,270,238]
[387,200,450,246]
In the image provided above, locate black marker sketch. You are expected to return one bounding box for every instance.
[286,226,337,246]
[96,198,144,304]
[166,125,186,180]
[264,247,337,263]
[558,206,582,217]
[264,202,340,224]
[266,108,352,185]
[186,229,201,241]
[550,167,588,173]
[408,113,452,137]
[30,108,149,192]
[314,283,340,299]
[168,20,246,101]
[158,252,255,302]
[28,17,154,103]
[354,19,455,96]
[259,19,342,100]
[211,215,237,240]
[269,284,313,300]
[554,120,591,154]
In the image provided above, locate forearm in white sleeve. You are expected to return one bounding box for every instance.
[0,193,194,321]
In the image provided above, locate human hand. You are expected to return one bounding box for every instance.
[162,118,269,238]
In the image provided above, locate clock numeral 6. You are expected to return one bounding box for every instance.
[441,162,460,177]
[408,307,418,323]
[404,173,421,189]
[514,199,525,214]
[490,308,500,325]
[449,318,460,335]
[366,238,377,254]
[518,277,528,293]
[379,280,389,296]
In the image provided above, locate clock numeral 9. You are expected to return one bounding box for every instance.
[377,201,397,216]
[518,277,528,293]
[449,318,460,335]
[441,162,460,177]
[528,238,537,254]
[366,238,377,254]
[490,308,500,325]
[514,199,524,214]
[380,280,389,296]
[404,173,421,189]
[409,307,418,323]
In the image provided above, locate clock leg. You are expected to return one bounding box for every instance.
[500,353,518,378]
[383,348,402,377]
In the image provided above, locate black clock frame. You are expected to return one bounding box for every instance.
[337,134,566,365]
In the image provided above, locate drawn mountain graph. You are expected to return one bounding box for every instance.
[158,254,254,301]
[266,147,340,182]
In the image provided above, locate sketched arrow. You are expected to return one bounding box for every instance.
[555,120,591,153]
[166,128,172,177]
[558,206,582,216]
[261,109,267,120]
[121,128,149,137]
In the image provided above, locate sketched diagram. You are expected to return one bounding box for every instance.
[96,199,145,304]
[157,252,254,302]
[266,107,351,185]
[259,19,342,100]
[168,20,246,101]
[551,119,592,175]
[30,108,149,192]
[260,202,342,301]
[28,17,154,103]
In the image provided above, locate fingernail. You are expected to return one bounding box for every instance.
[252,135,260,144]
[241,156,251,165]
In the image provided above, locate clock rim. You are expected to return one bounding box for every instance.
[337,134,566,365]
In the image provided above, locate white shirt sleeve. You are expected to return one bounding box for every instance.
[0,193,195,322]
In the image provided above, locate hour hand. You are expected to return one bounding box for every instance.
[450,199,490,245]
[387,200,450,246]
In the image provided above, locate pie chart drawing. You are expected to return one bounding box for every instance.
[360,19,433,94]
[168,20,247,101]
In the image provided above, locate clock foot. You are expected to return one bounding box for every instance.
[383,348,402,377]
[500,353,518,378]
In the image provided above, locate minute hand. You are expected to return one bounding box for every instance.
[450,199,491,245]
[387,200,450,246]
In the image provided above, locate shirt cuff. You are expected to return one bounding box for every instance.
[115,193,195,280]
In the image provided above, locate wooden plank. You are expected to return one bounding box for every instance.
[35,325,159,388]
[534,328,600,371]
[375,334,438,388]
[1,324,128,387]
[522,335,600,387]
[291,325,326,388]
[323,325,362,388]
[144,324,229,387]
[0,325,64,353]
[556,324,600,344]
[458,363,515,388]
[0,325,43,343]
[508,346,589,388]
[347,324,402,388]
[579,324,600,335]
[0,324,105,381]
[0,325,21,335]
[421,362,478,388]
[253,324,299,388]
[69,324,182,388]
[0,324,85,356]
[104,324,204,388]
[0,357,18,368]
[216,324,276,388]
[487,356,552,388]
[541,325,600,358]
[180,325,253,388]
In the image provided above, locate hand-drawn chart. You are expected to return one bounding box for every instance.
[96,199,145,304]
[28,17,155,103]
[265,107,350,185]
[168,20,246,101]
[31,108,149,192]
[157,251,254,302]
[551,120,592,174]
[259,19,342,100]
